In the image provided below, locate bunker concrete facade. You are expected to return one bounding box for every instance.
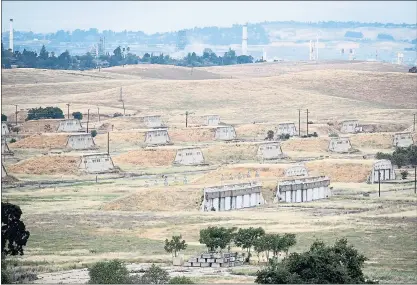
[257,142,284,160]
[2,163,7,178]
[2,122,10,136]
[78,153,115,173]
[340,120,362,134]
[144,129,171,145]
[284,165,309,177]
[173,147,205,166]
[215,126,236,141]
[393,132,414,148]
[277,122,297,137]
[328,137,352,153]
[276,176,331,203]
[1,139,12,155]
[66,133,96,150]
[201,182,265,212]
[139,115,163,128]
[204,115,221,126]
[57,119,84,132]
[368,159,396,184]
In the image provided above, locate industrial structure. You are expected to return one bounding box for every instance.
[328,137,352,153]
[277,122,297,137]
[66,133,96,150]
[204,115,221,126]
[309,37,319,61]
[78,153,115,173]
[143,129,171,145]
[340,120,362,134]
[201,181,265,212]
[9,19,13,52]
[256,142,284,160]
[397,52,404,65]
[2,122,10,136]
[242,23,248,56]
[173,147,205,166]
[393,132,414,148]
[184,252,244,268]
[57,119,84,132]
[176,30,187,51]
[284,164,309,177]
[275,176,331,203]
[367,159,396,184]
[1,139,13,155]
[139,115,164,128]
[215,126,236,141]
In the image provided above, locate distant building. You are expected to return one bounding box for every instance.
[176,30,187,51]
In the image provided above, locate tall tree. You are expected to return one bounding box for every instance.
[234,227,265,262]
[1,202,30,257]
[39,45,49,60]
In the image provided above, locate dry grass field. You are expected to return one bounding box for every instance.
[2,61,416,283]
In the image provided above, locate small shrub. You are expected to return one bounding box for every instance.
[401,170,408,180]
[266,130,274,141]
[91,130,98,138]
[169,276,194,284]
[140,264,170,284]
[72,111,83,120]
[1,114,7,122]
[329,133,339,138]
[113,113,123,118]
[11,126,20,133]
[9,138,16,143]
[88,260,131,284]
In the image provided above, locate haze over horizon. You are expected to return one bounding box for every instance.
[2,1,417,34]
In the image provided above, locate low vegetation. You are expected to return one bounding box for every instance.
[255,238,378,284]
[1,114,7,121]
[376,145,417,168]
[72,111,83,120]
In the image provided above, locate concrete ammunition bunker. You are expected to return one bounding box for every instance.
[276,176,331,203]
[2,163,7,178]
[204,115,221,126]
[277,122,297,137]
[78,153,115,173]
[57,119,84,132]
[201,181,265,212]
[367,159,396,184]
[140,129,171,145]
[328,137,352,153]
[214,126,236,141]
[173,147,205,166]
[139,115,164,128]
[2,122,10,136]
[257,142,284,160]
[66,133,96,150]
[393,132,414,148]
[340,120,362,134]
[284,165,309,177]
[1,139,13,155]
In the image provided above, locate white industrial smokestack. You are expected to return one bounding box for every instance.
[242,23,248,56]
[316,35,319,60]
[9,19,13,52]
[262,48,267,62]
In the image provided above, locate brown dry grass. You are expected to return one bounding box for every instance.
[19,120,62,134]
[281,137,329,152]
[101,186,202,211]
[10,134,68,149]
[113,149,176,167]
[305,159,374,183]
[349,133,394,149]
[204,143,259,163]
[169,128,215,142]
[94,131,146,148]
[7,155,79,175]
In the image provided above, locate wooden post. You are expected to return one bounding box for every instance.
[14,105,18,126]
[107,132,110,155]
[86,109,90,133]
[414,166,416,194]
[298,109,301,137]
[185,111,188,128]
[306,109,310,136]
[97,107,100,122]
[66,103,70,119]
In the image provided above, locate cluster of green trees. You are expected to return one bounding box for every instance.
[2,43,254,70]
[26,106,65,121]
[376,145,417,168]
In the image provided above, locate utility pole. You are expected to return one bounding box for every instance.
[306,109,310,136]
[186,111,189,128]
[107,132,110,155]
[298,109,301,137]
[14,105,18,126]
[378,169,381,197]
[413,113,416,132]
[97,107,100,122]
[66,103,70,119]
[86,109,90,133]
[414,165,416,194]
[122,101,125,115]
[119,87,123,101]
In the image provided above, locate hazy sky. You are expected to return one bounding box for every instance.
[2,1,416,34]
